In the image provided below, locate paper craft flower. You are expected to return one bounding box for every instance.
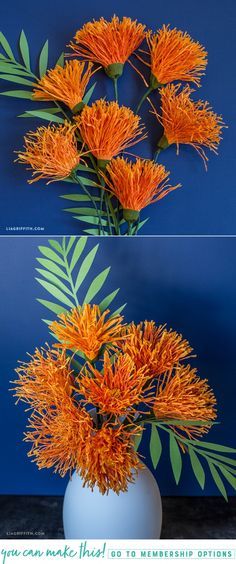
[33,60,94,110]
[103,157,180,221]
[152,84,224,166]
[76,100,146,167]
[69,16,146,80]
[146,25,207,88]
[17,122,80,183]
[50,303,125,361]
[79,351,151,416]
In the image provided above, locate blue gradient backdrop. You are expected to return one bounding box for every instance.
[0,0,236,235]
[1,236,235,495]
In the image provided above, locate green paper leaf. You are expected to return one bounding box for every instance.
[61,194,100,202]
[83,228,100,235]
[19,106,62,117]
[83,267,110,304]
[110,303,126,317]
[75,244,99,292]
[38,245,65,266]
[150,425,162,469]
[133,430,143,452]
[82,82,96,105]
[74,215,110,227]
[48,239,63,255]
[70,237,88,272]
[201,451,236,467]
[65,236,77,256]
[37,299,67,315]
[0,90,33,99]
[0,64,31,76]
[39,39,48,77]
[36,258,68,280]
[208,462,228,501]
[77,164,97,174]
[56,52,64,67]
[77,176,98,187]
[35,269,73,297]
[19,30,31,71]
[36,278,74,308]
[169,434,182,484]
[64,207,105,217]
[219,467,236,490]
[99,289,119,312]
[0,32,15,59]
[19,110,64,123]
[191,441,236,454]
[0,74,34,86]
[189,448,205,490]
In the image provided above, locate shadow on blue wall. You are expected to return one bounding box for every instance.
[1,236,235,495]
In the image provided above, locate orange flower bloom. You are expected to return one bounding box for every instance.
[121,321,192,379]
[50,304,125,361]
[146,25,207,88]
[78,424,143,494]
[17,122,80,183]
[153,363,217,439]
[152,84,225,166]
[79,351,151,416]
[69,16,146,79]
[25,402,93,477]
[33,60,94,110]
[104,157,180,219]
[76,100,146,165]
[13,346,73,409]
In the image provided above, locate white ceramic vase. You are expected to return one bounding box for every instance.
[63,464,162,539]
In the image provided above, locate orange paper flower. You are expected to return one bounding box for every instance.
[33,60,94,110]
[13,346,73,409]
[146,25,207,87]
[69,16,146,79]
[76,100,146,163]
[121,321,192,379]
[78,424,143,494]
[17,122,80,183]
[25,403,93,477]
[50,304,124,361]
[152,84,224,166]
[79,351,151,416]
[104,157,180,217]
[153,363,217,439]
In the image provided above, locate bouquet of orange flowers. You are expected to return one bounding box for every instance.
[0,17,225,235]
[12,238,235,497]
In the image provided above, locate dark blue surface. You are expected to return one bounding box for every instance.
[1,235,235,495]
[0,0,235,235]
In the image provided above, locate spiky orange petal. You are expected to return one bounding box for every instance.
[103,157,180,211]
[76,100,146,161]
[69,16,146,67]
[50,304,125,361]
[79,351,151,416]
[147,25,207,86]
[152,84,225,166]
[17,122,80,183]
[121,321,193,379]
[153,363,217,439]
[33,61,94,110]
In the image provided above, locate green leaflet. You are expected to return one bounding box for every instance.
[191,440,236,453]
[83,267,110,304]
[99,289,119,312]
[150,425,162,469]
[38,245,65,266]
[169,434,182,484]
[19,30,31,71]
[36,258,68,280]
[39,39,48,77]
[208,462,228,501]
[18,110,64,123]
[61,194,100,202]
[0,74,35,86]
[35,268,73,297]
[111,303,127,317]
[0,90,33,99]
[82,82,96,105]
[56,52,64,67]
[0,32,15,59]
[64,207,106,217]
[36,278,75,308]
[64,236,77,256]
[48,239,63,255]
[36,299,67,315]
[74,244,99,292]
[219,467,236,490]
[188,447,205,490]
[133,430,143,452]
[69,237,88,272]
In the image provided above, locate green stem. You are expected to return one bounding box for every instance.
[135,86,153,114]
[73,173,102,233]
[113,78,118,103]
[154,148,161,162]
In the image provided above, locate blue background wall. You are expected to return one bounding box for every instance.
[1,235,236,496]
[0,0,235,236]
